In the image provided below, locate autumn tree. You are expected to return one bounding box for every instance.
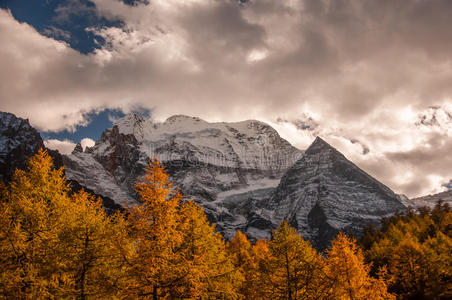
[324,232,394,300]
[54,190,130,299]
[422,231,452,299]
[227,231,260,298]
[0,149,129,299]
[124,158,184,298]
[0,149,70,298]
[251,239,274,298]
[364,202,452,299]
[176,200,240,298]
[124,158,240,299]
[258,221,325,300]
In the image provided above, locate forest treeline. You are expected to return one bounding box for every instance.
[0,150,450,299]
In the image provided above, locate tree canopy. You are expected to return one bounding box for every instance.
[3,150,447,299]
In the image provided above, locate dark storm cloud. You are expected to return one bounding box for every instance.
[179,1,266,65]
[1,0,452,197]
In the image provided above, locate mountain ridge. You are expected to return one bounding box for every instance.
[0,111,415,248]
[269,136,406,248]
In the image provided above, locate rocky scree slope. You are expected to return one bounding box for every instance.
[269,137,407,249]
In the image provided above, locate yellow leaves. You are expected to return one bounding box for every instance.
[0,151,400,299]
[228,231,253,268]
[0,149,129,299]
[262,221,326,299]
[228,223,393,300]
[125,160,239,299]
[324,233,394,300]
[135,158,175,205]
[126,159,184,297]
[362,201,452,299]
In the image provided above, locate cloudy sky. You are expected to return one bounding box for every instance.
[1,0,452,198]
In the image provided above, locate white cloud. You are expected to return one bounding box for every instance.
[81,137,95,150]
[44,139,76,155]
[247,48,268,63]
[1,1,452,197]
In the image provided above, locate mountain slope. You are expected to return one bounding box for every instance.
[63,113,303,239]
[0,111,121,212]
[407,190,452,208]
[269,137,406,249]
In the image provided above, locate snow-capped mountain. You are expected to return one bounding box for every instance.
[1,111,411,247]
[63,113,303,239]
[406,190,452,208]
[0,111,122,212]
[268,137,407,249]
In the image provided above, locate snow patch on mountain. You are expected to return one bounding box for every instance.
[108,114,301,171]
[64,151,136,207]
[407,190,452,208]
[63,114,407,246]
[216,177,280,201]
[64,113,303,239]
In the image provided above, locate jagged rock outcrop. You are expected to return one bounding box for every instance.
[0,111,46,181]
[72,143,83,153]
[63,113,303,239]
[269,137,407,249]
[0,111,119,212]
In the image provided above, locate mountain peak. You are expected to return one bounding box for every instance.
[312,136,329,146]
[0,111,32,132]
[63,113,303,238]
[305,136,336,154]
[72,143,83,154]
[0,111,46,181]
[271,135,406,249]
[165,114,205,124]
[113,113,147,136]
[114,113,145,125]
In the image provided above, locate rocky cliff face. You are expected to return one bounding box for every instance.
[0,111,46,181]
[0,111,119,212]
[269,137,406,249]
[63,113,303,239]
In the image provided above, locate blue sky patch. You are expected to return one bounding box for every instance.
[40,109,126,142]
[0,0,123,54]
[0,0,154,142]
[39,106,152,143]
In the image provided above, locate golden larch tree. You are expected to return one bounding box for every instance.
[125,158,185,299]
[176,200,240,298]
[0,149,129,299]
[125,158,242,299]
[227,231,257,298]
[324,232,394,300]
[260,221,325,300]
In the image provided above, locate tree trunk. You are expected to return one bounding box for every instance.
[285,252,292,300]
[153,285,158,300]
